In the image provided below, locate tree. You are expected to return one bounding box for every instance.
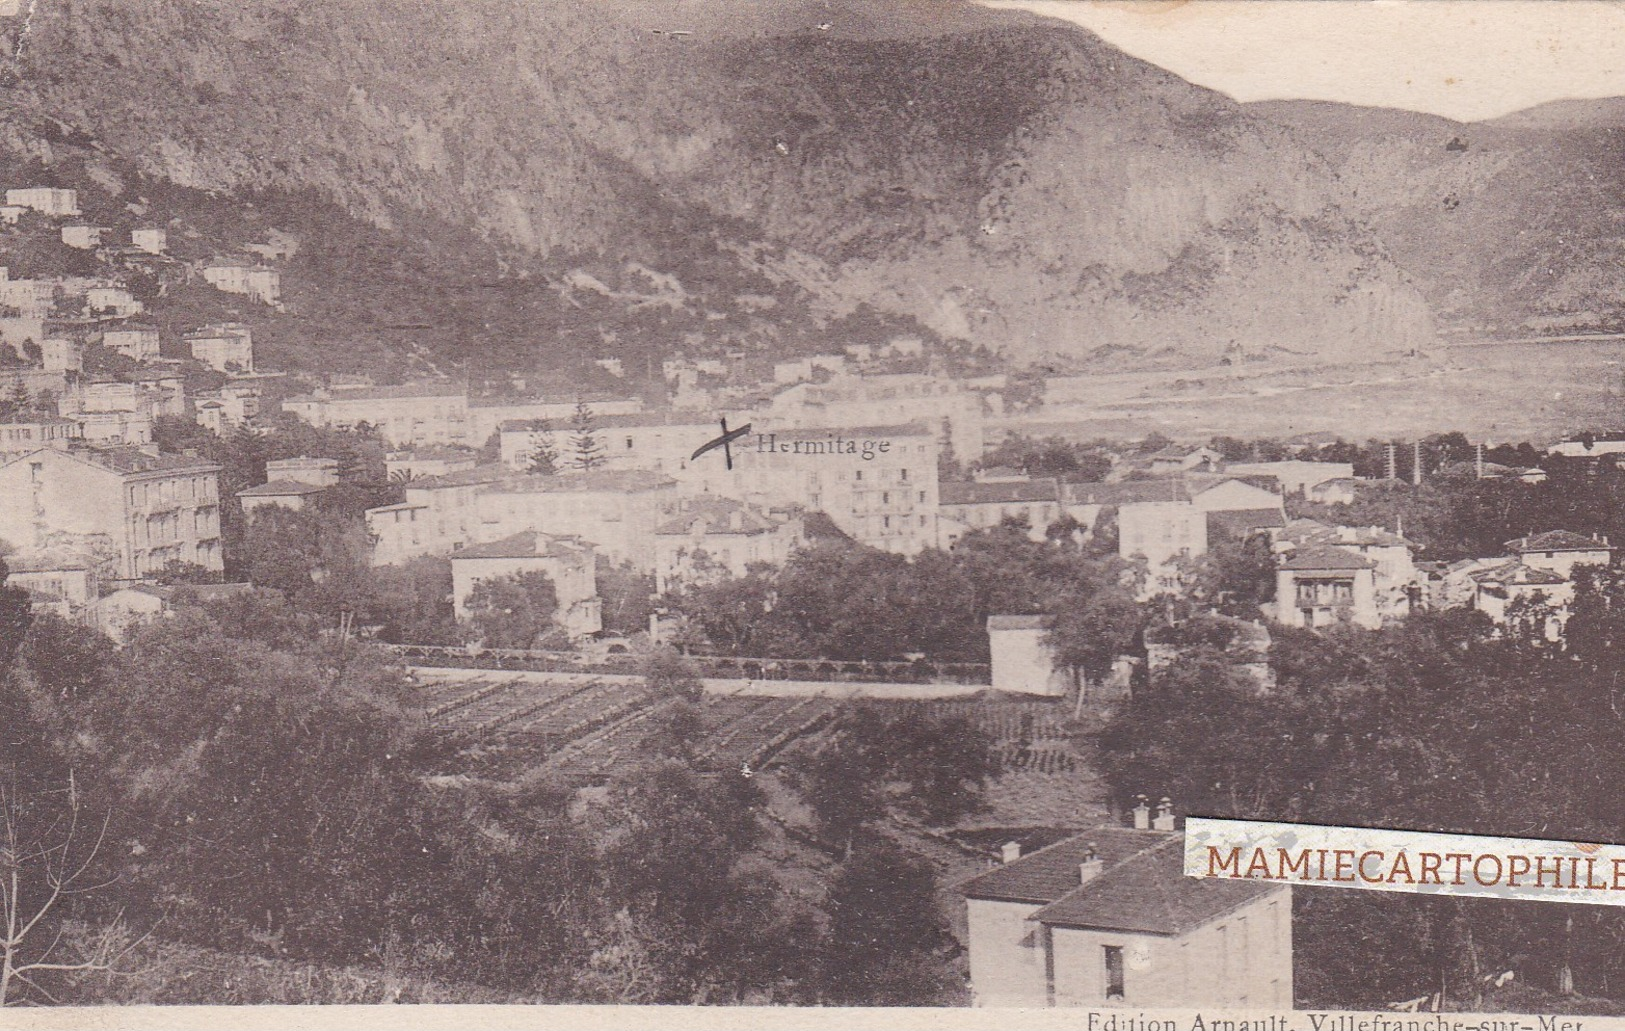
[525,420,560,475]
[639,648,703,701]
[596,559,655,636]
[1,777,139,1006]
[462,571,558,649]
[569,400,605,471]
[0,559,32,678]
[819,842,960,1005]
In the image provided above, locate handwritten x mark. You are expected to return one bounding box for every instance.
[692,417,752,470]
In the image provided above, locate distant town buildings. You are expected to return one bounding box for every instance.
[202,262,281,307]
[102,325,161,362]
[0,446,223,581]
[653,496,802,593]
[186,323,254,373]
[449,531,602,639]
[6,187,79,218]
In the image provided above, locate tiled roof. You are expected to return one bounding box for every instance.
[405,464,512,490]
[1284,521,1413,549]
[236,479,327,497]
[449,532,590,560]
[1030,836,1285,935]
[1279,545,1376,571]
[1504,530,1614,554]
[56,446,220,476]
[941,478,1062,506]
[1467,561,1569,587]
[656,497,781,536]
[1064,480,1192,506]
[386,446,476,462]
[1206,509,1287,538]
[959,828,1174,905]
[483,469,677,494]
[286,383,461,404]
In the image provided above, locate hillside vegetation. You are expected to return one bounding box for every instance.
[0,0,1438,377]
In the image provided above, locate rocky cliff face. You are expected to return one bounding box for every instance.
[1251,98,1625,334]
[0,0,1438,371]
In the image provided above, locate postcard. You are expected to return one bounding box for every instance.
[4,1,1625,1028]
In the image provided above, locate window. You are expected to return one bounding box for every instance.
[1104,945,1125,1000]
[882,492,890,505]
[855,470,863,482]
[900,468,909,482]
[626,437,634,449]
[918,490,926,503]
[883,516,891,529]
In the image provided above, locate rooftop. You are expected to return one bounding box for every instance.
[235,479,328,498]
[1029,835,1284,935]
[960,827,1172,905]
[986,614,1055,631]
[1505,530,1614,554]
[941,478,1062,506]
[65,445,220,476]
[285,382,463,404]
[449,531,591,561]
[1206,508,1287,539]
[656,497,783,536]
[1284,520,1413,549]
[404,464,512,490]
[1064,480,1194,507]
[1467,561,1570,587]
[1278,545,1377,571]
[483,469,677,494]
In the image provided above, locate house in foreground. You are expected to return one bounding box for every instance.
[960,803,1292,1009]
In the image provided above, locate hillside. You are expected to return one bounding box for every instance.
[1251,97,1625,334]
[0,0,1437,377]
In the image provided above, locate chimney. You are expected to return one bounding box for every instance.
[1078,844,1103,885]
[1132,794,1150,830]
[1152,797,1176,832]
[1000,841,1022,864]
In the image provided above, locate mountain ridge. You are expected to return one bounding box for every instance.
[0,0,1442,375]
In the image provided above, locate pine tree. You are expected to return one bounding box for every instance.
[526,420,559,475]
[570,400,605,471]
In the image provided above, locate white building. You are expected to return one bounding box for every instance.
[986,614,1071,696]
[961,817,1292,1009]
[449,531,602,639]
[475,469,679,571]
[202,263,281,306]
[717,422,942,556]
[131,228,167,255]
[0,446,223,580]
[5,188,79,218]
[102,325,161,362]
[187,323,254,374]
[652,496,802,593]
[284,383,468,447]
[60,225,108,250]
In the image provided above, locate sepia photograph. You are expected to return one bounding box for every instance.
[4,0,1625,1024]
